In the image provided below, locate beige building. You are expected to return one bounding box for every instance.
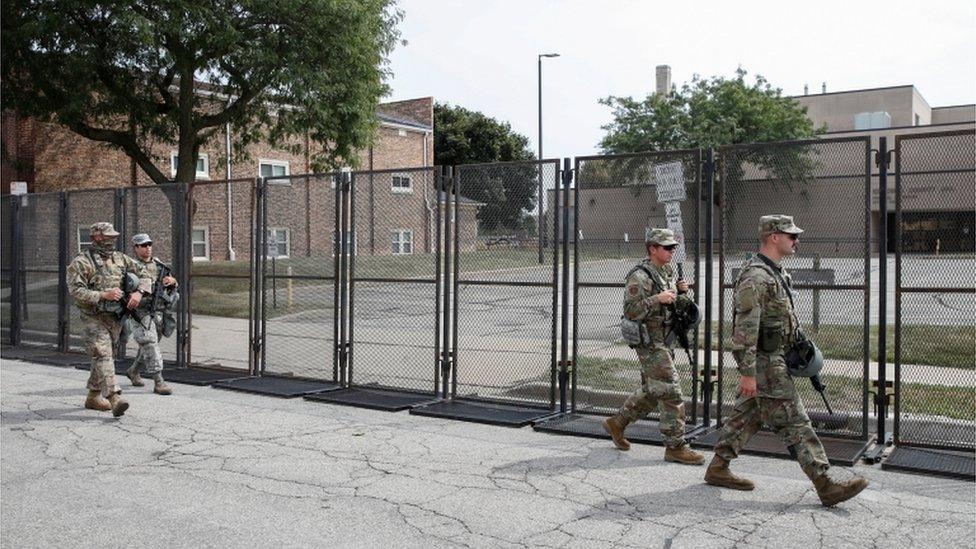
[794,85,975,252]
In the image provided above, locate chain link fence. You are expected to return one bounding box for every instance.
[572,150,703,419]
[717,137,872,439]
[894,129,976,451]
[185,178,260,374]
[450,160,561,408]
[347,167,441,394]
[256,174,339,380]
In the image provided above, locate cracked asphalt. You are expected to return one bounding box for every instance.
[2,359,973,548]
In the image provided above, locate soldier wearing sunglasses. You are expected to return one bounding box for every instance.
[603,227,705,465]
[704,215,868,507]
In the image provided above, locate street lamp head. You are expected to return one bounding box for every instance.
[539,53,560,58]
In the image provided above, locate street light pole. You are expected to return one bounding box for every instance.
[538,52,559,264]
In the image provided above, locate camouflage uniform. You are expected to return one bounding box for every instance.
[615,236,695,449]
[127,255,166,377]
[712,217,830,481]
[67,224,151,398]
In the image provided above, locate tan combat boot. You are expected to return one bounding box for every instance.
[665,444,705,465]
[107,393,129,418]
[153,378,172,396]
[813,473,868,507]
[602,415,631,451]
[704,454,755,490]
[84,390,111,412]
[126,367,145,387]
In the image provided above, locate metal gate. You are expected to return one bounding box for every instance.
[447,160,561,407]
[341,167,443,396]
[185,178,260,374]
[893,129,975,452]
[716,136,872,444]
[570,150,704,420]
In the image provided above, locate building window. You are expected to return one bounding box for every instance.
[914,113,921,126]
[853,111,891,130]
[331,231,357,256]
[266,227,290,259]
[391,174,412,194]
[260,160,290,185]
[171,153,209,179]
[191,227,210,261]
[392,230,413,255]
[77,227,92,253]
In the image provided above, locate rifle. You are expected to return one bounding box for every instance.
[810,375,834,415]
[665,264,699,363]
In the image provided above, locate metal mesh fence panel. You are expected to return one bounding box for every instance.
[1,196,12,342]
[187,179,258,372]
[260,174,338,380]
[347,168,440,394]
[120,184,181,363]
[17,192,62,348]
[894,130,976,450]
[717,137,871,439]
[451,160,560,407]
[572,151,702,417]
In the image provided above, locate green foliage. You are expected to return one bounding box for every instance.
[434,103,537,232]
[1,0,403,184]
[600,68,822,153]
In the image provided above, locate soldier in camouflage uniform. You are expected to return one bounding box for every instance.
[67,222,152,417]
[602,228,705,465]
[704,215,868,507]
[124,233,178,395]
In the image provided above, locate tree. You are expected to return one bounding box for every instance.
[1,0,403,186]
[597,68,826,195]
[434,103,537,232]
[599,68,822,154]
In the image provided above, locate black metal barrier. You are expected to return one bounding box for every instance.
[884,129,976,480]
[710,137,874,464]
[1,134,973,479]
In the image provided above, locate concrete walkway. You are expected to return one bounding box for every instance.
[2,359,974,548]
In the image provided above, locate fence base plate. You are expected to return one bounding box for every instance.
[410,399,553,427]
[691,429,871,466]
[161,367,251,386]
[534,414,700,446]
[883,447,975,481]
[304,387,438,412]
[212,375,340,398]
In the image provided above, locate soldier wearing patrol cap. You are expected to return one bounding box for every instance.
[66,222,152,417]
[602,227,705,465]
[703,214,869,507]
[123,233,179,395]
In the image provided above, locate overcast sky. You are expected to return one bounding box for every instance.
[385,0,975,161]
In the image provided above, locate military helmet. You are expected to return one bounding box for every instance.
[785,337,824,378]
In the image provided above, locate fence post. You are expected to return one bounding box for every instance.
[875,136,890,442]
[57,192,69,352]
[441,167,454,399]
[812,253,821,333]
[702,148,715,426]
[558,158,572,414]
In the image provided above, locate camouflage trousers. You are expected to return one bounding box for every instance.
[617,346,686,448]
[82,313,122,397]
[713,394,830,481]
[127,316,164,376]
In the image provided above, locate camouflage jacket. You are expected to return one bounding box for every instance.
[67,250,152,316]
[623,259,695,348]
[730,254,799,380]
[133,255,180,313]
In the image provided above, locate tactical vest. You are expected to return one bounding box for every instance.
[734,257,799,353]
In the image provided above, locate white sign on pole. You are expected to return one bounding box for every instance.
[10,182,28,195]
[664,201,686,265]
[654,162,686,203]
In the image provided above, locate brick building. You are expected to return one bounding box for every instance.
[3,96,483,265]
